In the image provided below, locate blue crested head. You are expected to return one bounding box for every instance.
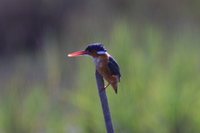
[85,43,107,53]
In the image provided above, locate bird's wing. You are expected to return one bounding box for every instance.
[108,57,121,79]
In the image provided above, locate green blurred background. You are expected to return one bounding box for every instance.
[0,0,200,133]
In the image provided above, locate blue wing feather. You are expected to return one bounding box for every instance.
[108,57,121,79]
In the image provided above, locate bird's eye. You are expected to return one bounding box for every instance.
[87,49,92,53]
[85,49,92,53]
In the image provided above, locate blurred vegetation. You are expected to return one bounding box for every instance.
[0,0,200,133]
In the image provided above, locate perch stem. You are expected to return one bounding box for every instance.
[95,70,115,133]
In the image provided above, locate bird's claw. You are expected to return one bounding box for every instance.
[100,83,110,93]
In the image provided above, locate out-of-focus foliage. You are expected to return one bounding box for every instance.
[0,0,200,133]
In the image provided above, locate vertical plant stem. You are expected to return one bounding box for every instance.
[95,70,115,133]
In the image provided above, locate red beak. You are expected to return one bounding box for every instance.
[68,50,88,57]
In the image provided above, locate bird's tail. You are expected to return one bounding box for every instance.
[114,88,118,94]
[111,83,118,94]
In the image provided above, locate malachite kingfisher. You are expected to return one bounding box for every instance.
[67,43,121,94]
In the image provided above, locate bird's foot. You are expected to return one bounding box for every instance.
[100,83,110,93]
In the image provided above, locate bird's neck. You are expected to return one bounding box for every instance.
[93,53,109,66]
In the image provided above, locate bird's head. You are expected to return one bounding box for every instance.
[68,43,107,57]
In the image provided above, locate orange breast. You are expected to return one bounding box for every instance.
[95,55,118,84]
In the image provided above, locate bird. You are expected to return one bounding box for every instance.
[68,43,121,94]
